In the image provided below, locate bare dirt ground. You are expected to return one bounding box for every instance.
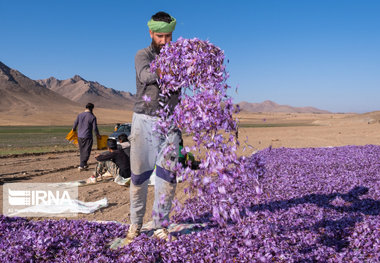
[0,107,133,126]
[1,112,380,224]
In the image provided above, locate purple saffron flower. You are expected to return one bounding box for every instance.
[142,95,151,102]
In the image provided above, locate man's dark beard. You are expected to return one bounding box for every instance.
[152,40,163,54]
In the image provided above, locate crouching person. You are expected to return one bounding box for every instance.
[87,138,131,186]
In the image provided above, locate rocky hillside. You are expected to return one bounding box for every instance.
[37,76,136,110]
[238,100,330,113]
[0,61,79,112]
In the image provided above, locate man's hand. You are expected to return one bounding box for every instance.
[156,68,162,79]
[156,68,174,79]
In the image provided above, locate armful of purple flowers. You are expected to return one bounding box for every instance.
[150,37,262,226]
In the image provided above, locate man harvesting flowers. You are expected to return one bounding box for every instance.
[121,11,180,245]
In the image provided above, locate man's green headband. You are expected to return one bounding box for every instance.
[147,16,176,33]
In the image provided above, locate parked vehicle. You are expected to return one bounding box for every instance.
[108,123,132,141]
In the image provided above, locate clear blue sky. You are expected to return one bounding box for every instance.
[1,0,379,113]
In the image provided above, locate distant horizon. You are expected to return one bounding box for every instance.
[1,59,376,114]
[1,0,379,113]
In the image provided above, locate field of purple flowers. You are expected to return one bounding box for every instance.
[1,145,379,262]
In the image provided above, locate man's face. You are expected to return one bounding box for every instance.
[150,30,172,53]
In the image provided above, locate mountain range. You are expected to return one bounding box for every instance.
[0,61,330,118]
[0,61,79,113]
[238,100,330,114]
[37,76,135,110]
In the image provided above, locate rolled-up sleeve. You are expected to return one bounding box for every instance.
[135,50,158,84]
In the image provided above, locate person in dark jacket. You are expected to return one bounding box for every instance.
[87,139,131,185]
[72,103,101,171]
